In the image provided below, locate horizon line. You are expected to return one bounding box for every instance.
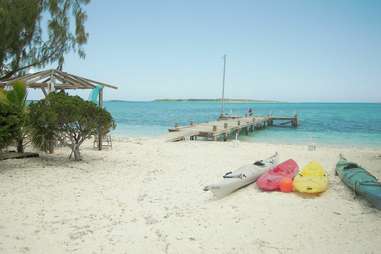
[104,99,381,104]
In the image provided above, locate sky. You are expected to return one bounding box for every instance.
[30,0,381,102]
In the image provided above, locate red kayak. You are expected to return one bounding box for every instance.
[256,159,299,191]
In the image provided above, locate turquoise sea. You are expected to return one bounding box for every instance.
[105,101,381,148]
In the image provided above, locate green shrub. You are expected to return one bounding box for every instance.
[28,92,115,160]
[0,82,27,152]
[0,102,18,150]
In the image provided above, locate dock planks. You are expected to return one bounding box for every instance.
[165,114,298,142]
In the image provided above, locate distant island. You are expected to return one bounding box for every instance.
[154,98,283,103]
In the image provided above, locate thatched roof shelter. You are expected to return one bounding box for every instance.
[0,69,118,150]
[0,69,117,95]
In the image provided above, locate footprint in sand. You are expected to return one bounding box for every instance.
[144,216,159,225]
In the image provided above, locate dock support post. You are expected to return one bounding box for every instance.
[212,125,218,141]
[98,88,104,151]
[292,114,298,127]
[267,114,273,127]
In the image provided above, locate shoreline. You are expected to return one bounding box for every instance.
[112,133,381,151]
[1,138,380,253]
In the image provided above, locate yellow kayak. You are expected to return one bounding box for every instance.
[293,161,328,193]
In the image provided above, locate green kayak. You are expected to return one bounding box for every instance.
[336,155,381,210]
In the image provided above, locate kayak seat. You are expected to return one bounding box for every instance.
[224,171,232,177]
[254,161,265,166]
[343,163,359,171]
[223,171,246,179]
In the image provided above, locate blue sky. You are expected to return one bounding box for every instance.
[31,0,381,102]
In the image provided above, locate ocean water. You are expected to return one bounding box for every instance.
[105,101,381,148]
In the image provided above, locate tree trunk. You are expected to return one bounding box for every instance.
[72,144,81,161]
[16,139,24,153]
[48,140,55,154]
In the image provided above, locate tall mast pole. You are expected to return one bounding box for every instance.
[221,54,227,116]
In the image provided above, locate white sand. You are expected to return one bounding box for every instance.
[1,138,381,254]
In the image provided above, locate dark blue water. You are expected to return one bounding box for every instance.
[105,101,381,148]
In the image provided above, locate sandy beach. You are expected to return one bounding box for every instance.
[0,138,380,254]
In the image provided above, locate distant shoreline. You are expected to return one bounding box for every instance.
[103,100,380,104]
[153,98,283,103]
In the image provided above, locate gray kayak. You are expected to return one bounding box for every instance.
[203,153,279,198]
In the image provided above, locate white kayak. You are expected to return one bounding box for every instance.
[203,153,279,198]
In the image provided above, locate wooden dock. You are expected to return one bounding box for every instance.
[165,114,298,142]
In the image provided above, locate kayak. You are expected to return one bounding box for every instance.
[256,159,299,191]
[336,155,381,209]
[293,161,328,194]
[203,153,279,197]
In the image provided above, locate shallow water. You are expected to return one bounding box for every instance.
[105,101,381,148]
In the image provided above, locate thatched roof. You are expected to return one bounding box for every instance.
[0,69,118,90]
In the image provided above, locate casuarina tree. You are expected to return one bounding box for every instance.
[0,0,90,79]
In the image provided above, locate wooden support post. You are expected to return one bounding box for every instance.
[41,88,48,97]
[268,117,273,127]
[48,70,55,93]
[292,114,298,128]
[98,88,104,151]
[223,133,228,141]
[213,125,217,132]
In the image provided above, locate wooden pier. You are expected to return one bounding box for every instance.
[165,114,298,142]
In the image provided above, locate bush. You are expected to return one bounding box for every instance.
[28,92,115,160]
[0,82,27,152]
[0,102,19,150]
